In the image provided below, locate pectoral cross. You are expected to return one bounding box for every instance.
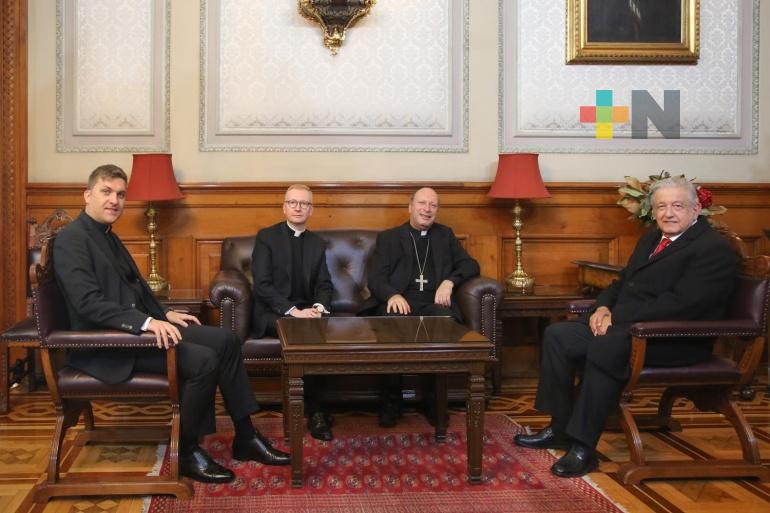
[415,274,428,291]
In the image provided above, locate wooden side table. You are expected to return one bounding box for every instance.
[162,289,206,320]
[497,286,585,379]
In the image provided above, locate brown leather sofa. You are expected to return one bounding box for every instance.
[209,229,505,394]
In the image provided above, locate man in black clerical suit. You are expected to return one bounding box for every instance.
[251,184,335,440]
[53,165,289,484]
[514,177,738,478]
[367,187,480,426]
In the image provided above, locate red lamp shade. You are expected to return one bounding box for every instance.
[488,153,550,199]
[126,153,183,202]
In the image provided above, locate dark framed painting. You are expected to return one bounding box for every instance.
[566,0,700,64]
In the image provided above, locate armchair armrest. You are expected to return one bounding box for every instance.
[626,319,766,392]
[1,317,38,342]
[456,276,504,354]
[44,331,159,349]
[40,331,181,404]
[629,319,763,339]
[209,269,252,342]
[569,299,596,315]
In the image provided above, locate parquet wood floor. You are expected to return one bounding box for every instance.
[1,378,769,513]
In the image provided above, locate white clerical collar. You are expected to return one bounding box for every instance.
[286,221,305,238]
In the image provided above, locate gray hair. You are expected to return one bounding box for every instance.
[649,175,698,205]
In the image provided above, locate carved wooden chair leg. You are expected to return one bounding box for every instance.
[718,393,762,464]
[169,404,182,480]
[654,387,682,430]
[47,408,68,484]
[618,402,645,467]
[82,401,95,430]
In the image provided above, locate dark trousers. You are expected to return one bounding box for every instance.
[134,324,258,439]
[536,318,712,449]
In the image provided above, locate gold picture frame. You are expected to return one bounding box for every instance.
[566,0,700,64]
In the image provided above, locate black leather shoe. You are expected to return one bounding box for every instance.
[378,400,400,428]
[179,447,235,483]
[308,412,333,441]
[551,443,598,478]
[513,426,572,450]
[232,432,290,466]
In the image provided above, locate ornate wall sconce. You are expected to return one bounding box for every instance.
[299,0,376,55]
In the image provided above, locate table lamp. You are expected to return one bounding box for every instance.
[488,153,550,295]
[126,153,183,296]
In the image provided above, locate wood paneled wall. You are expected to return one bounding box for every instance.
[22,181,770,316]
[1,0,28,329]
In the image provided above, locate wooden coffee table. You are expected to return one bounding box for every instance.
[277,316,493,488]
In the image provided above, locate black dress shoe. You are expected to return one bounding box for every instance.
[513,426,572,450]
[308,412,333,441]
[378,400,400,428]
[232,432,290,466]
[179,447,235,483]
[551,443,598,478]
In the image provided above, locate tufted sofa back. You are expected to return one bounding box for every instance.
[219,229,378,314]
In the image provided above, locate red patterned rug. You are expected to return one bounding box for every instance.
[146,414,622,513]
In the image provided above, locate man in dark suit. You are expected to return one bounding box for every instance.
[514,176,738,478]
[251,184,335,440]
[53,165,290,484]
[367,187,480,426]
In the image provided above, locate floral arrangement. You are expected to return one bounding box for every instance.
[617,171,727,226]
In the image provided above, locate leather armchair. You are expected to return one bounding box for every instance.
[31,235,192,502]
[569,249,770,484]
[209,230,504,387]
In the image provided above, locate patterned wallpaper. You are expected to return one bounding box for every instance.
[201,0,468,151]
[500,0,758,154]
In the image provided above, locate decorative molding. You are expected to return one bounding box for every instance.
[1,0,28,328]
[200,0,468,152]
[56,0,170,152]
[499,0,759,154]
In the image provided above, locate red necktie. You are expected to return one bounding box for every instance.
[650,237,671,258]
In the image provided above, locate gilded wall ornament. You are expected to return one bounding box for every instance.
[299,0,376,55]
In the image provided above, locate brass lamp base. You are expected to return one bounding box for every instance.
[146,275,170,297]
[144,205,170,298]
[505,272,534,295]
[506,199,535,296]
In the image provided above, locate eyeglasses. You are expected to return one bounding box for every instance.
[284,199,312,210]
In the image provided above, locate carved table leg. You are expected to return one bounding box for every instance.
[434,374,448,442]
[466,370,485,484]
[282,365,289,443]
[288,375,305,488]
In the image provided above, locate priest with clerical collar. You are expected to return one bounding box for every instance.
[251,184,334,440]
[366,187,481,427]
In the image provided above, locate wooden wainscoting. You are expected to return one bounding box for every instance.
[26,182,770,300]
[22,181,770,387]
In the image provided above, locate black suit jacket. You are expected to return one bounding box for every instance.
[366,222,480,316]
[587,218,738,376]
[53,211,168,383]
[250,222,333,338]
